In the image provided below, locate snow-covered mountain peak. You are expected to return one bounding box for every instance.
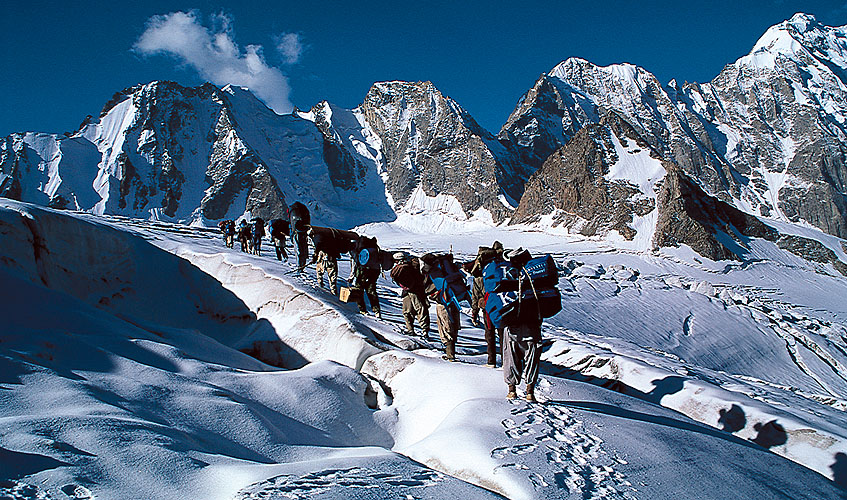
[787,12,821,30]
[220,83,272,110]
[741,12,847,73]
[548,58,656,89]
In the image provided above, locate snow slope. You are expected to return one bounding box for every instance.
[1,199,846,499]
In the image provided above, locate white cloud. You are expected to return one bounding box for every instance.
[276,32,304,64]
[134,11,293,114]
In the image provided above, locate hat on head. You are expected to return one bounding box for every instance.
[393,252,408,261]
[505,247,524,260]
[492,240,504,252]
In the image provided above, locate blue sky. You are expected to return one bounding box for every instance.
[3,1,847,137]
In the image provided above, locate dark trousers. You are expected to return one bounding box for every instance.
[483,310,502,365]
[273,236,287,260]
[293,231,308,270]
[503,323,542,387]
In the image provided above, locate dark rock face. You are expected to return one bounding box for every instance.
[357,81,532,222]
[499,75,576,169]
[308,102,368,191]
[654,164,778,261]
[653,162,845,273]
[202,108,288,222]
[0,135,27,201]
[512,113,659,239]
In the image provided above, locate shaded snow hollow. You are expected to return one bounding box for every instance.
[0,200,846,499]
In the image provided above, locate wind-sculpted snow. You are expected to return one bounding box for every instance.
[1,200,847,499]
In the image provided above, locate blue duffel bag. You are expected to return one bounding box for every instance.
[485,287,562,328]
[483,260,518,293]
[521,255,559,288]
[484,290,518,327]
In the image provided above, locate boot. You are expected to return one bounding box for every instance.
[445,343,456,361]
[526,383,537,403]
[506,384,517,400]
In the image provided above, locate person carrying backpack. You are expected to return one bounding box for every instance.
[269,218,289,261]
[289,202,311,272]
[251,218,265,256]
[218,219,235,248]
[309,229,341,297]
[390,252,431,338]
[353,236,381,318]
[313,249,339,295]
[420,253,465,361]
[470,241,503,324]
[499,247,546,402]
[472,241,505,367]
[429,283,460,361]
[237,220,251,253]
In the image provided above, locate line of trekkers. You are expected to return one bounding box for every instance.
[217,202,562,402]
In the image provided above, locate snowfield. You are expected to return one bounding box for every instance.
[1,198,847,499]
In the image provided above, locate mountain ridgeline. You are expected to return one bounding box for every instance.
[1,13,845,266]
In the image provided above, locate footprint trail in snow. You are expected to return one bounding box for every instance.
[492,384,638,499]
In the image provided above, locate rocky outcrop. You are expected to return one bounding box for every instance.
[0,134,28,202]
[357,81,532,222]
[511,113,661,240]
[308,102,369,191]
[498,75,576,169]
[654,164,778,261]
[202,107,288,222]
[654,163,847,274]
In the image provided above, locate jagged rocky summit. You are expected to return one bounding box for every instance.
[301,81,532,226]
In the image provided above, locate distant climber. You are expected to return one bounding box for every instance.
[251,217,265,256]
[269,218,289,261]
[217,219,235,248]
[289,202,311,271]
[237,220,251,253]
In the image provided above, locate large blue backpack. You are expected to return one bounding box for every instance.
[483,255,557,293]
[485,288,562,328]
[483,254,561,327]
[422,253,470,307]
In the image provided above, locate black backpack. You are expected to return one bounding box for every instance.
[270,218,289,237]
[252,218,265,237]
[356,236,381,270]
[289,202,311,233]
